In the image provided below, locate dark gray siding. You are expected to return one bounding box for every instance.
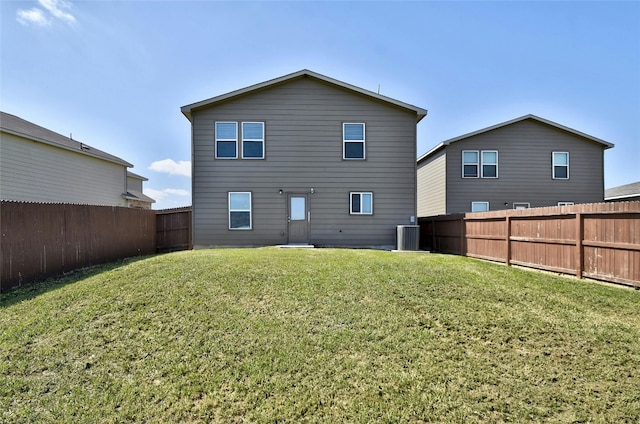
[191,76,418,247]
[444,119,606,213]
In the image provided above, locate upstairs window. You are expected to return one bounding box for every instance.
[350,192,373,215]
[463,150,498,178]
[481,151,498,178]
[216,122,238,159]
[343,123,365,159]
[242,122,265,159]
[553,152,569,179]
[228,192,252,229]
[462,151,479,178]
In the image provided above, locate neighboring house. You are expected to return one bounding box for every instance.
[417,114,614,216]
[123,171,156,209]
[605,181,640,202]
[0,111,154,207]
[181,69,427,248]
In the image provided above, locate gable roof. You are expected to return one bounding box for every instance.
[181,69,428,122]
[122,190,156,204]
[0,111,133,167]
[418,114,614,164]
[127,171,148,181]
[605,181,640,201]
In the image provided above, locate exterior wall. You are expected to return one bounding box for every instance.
[191,76,418,248]
[0,132,128,206]
[127,176,143,192]
[443,119,606,213]
[417,148,446,217]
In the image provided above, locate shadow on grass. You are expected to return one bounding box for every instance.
[0,255,155,308]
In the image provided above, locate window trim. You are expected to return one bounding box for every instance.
[481,150,499,178]
[215,122,238,159]
[343,123,366,160]
[350,191,373,215]
[557,201,574,206]
[471,201,489,212]
[228,191,252,230]
[513,202,530,210]
[462,150,479,178]
[552,151,569,180]
[241,121,265,159]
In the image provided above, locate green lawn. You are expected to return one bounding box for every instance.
[1,248,639,423]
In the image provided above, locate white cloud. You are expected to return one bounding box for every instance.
[39,0,76,24]
[148,159,191,177]
[144,188,169,201]
[17,8,51,26]
[164,188,190,196]
[144,188,191,200]
[16,0,75,27]
[145,187,192,210]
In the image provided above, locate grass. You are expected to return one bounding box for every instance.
[1,248,639,423]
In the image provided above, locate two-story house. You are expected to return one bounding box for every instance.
[417,114,614,216]
[181,69,427,248]
[0,111,154,208]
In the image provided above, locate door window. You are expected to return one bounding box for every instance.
[290,197,306,220]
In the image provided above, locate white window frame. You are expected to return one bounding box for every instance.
[552,152,569,180]
[350,192,373,215]
[343,123,366,160]
[471,201,489,212]
[241,122,265,159]
[228,192,252,230]
[557,201,574,206]
[462,150,479,178]
[215,122,238,159]
[481,151,499,178]
[513,202,530,210]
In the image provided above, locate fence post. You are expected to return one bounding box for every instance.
[576,213,583,279]
[506,215,511,266]
[460,216,465,255]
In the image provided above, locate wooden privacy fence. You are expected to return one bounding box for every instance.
[156,207,192,252]
[419,201,640,288]
[1,201,156,292]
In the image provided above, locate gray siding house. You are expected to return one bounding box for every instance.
[182,70,427,248]
[417,115,614,216]
[0,111,153,207]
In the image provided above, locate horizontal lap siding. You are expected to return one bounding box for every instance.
[417,150,446,217]
[192,77,417,247]
[445,120,605,213]
[1,133,127,206]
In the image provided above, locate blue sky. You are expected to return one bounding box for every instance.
[2,0,638,209]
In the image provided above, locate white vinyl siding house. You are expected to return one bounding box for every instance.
[417,115,613,216]
[182,69,427,248]
[0,112,153,208]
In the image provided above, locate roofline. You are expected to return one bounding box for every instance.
[417,142,445,164]
[604,193,640,201]
[417,114,614,163]
[122,190,156,203]
[442,114,614,148]
[127,171,148,181]
[181,69,428,122]
[1,122,133,168]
